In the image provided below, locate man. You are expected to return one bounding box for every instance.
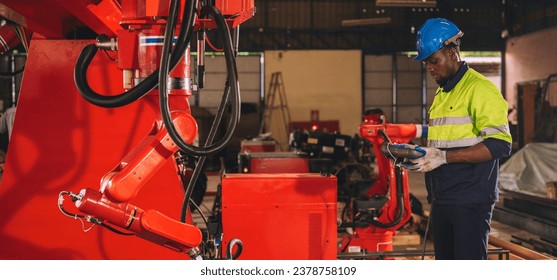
[0,106,16,140]
[407,18,512,260]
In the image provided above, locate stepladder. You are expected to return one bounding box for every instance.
[260,72,291,151]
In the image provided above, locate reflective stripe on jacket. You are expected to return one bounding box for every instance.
[428,68,512,149]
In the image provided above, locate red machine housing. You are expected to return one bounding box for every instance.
[238,152,310,174]
[240,139,277,153]
[221,173,337,260]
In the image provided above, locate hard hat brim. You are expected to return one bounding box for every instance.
[413,52,431,62]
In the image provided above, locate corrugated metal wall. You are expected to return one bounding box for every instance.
[0,54,24,110]
[191,55,262,112]
[363,54,436,125]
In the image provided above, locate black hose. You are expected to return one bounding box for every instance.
[360,129,406,228]
[73,0,196,108]
[366,164,405,228]
[176,6,239,221]
[159,0,193,223]
[160,4,240,157]
[180,84,231,222]
[226,238,243,260]
[74,44,154,108]
[180,25,241,218]
[0,67,24,78]
[421,203,433,260]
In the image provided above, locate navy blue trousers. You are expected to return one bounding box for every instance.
[431,202,495,260]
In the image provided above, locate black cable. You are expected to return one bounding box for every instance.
[157,0,228,226]
[102,49,117,61]
[360,129,405,228]
[0,68,24,77]
[226,238,243,260]
[158,0,194,223]
[189,198,209,229]
[180,83,231,222]
[160,4,240,157]
[179,26,241,220]
[73,0,195,108]
[420,204,433,260]
[155,3,240,222]
[421,175,436,259]
[74,44,152,108]
[12,24,28,52]
[86,215,134,236]
[365,161,405,228]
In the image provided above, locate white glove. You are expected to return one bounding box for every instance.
[408,147,446,172]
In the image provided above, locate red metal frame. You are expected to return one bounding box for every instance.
[0,0,255,39]
[0,0,121,38]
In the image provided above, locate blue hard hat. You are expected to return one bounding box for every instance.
[414,18,463,61]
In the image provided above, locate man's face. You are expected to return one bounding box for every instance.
[423,47,458,86]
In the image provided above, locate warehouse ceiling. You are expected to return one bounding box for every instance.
[237,0,557,54]
[1,0,556,54]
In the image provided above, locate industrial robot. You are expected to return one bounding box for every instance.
[337,109,427,257]
[0,0,254,260]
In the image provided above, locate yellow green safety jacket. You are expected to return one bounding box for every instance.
[425,62,512,204]
[428,68,512,148]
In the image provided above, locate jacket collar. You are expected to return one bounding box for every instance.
[441,61,469,92]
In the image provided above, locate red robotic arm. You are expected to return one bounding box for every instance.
[66,110,203,257]
[360,110,427,227]
[40,0,254,259]
[339,110,427,255]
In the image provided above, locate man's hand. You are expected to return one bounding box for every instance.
[407,147,447,172]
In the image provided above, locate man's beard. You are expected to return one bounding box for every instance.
[435,76,449,86]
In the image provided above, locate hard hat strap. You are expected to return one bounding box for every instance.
[443,31,464,47]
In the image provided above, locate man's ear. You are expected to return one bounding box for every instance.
[449,47,458,59]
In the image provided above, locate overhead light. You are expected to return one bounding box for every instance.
[376,0,437,8]
[341,17,392,27]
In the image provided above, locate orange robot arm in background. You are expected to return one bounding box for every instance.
[358,112,427,230]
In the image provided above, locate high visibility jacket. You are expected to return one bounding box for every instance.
[428,68,512,148]
[425,64,512,204]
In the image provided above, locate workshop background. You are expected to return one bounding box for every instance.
[0,0,557,261]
